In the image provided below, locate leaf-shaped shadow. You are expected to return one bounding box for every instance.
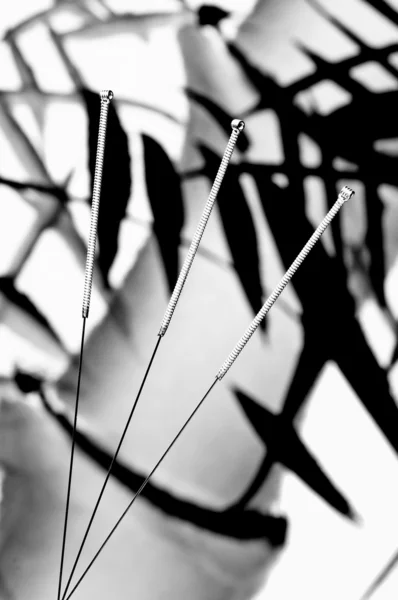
[186,90,249,152]
[0,277,62,346]
[198,145,265,328]
[198,5,230,27]
[233,388,357,520]
[14,369,42,393]
[142,135,184,293]
[82,88,132,287]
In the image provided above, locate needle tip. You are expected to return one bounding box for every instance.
[231,119,245,132]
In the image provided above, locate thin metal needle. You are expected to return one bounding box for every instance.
[358,547,398,599]
[56,89,113,600]
[216,185,355,380]
[158,119,245,337]
[56,317,86,600]
[60,335,162,600]
[62,186,353,599]
[64,379,218,600]
[61,119,245,599]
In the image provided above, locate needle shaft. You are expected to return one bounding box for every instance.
[64,379,218,600]
[62,186,354,597]
[56,317,86,600]
[60,336,162,599]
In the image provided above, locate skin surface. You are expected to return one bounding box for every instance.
[1,1,398,599]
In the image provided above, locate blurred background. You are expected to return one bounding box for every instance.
[1,0,398,598]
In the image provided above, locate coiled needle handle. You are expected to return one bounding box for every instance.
[158,119,245,337]
[216,185,354,380]
[57,90,113,600]
[82,89,113,318]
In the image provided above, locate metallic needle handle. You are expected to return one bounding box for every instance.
[82,89,114,318]
[158,119,245,337]
[216,185,354,380]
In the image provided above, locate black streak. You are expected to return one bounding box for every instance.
[199,145,265,328]
[0,278,62,346]
[142,135,184,293]
[35,381,287,547]
[232,388,356,520]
